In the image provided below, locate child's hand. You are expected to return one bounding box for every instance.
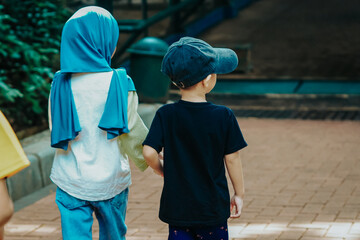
[143,145,164,177]
[230,195,243,218]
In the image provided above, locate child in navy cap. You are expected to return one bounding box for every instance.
[143,37,247,240]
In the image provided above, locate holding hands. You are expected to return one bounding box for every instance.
[143,146,164,177]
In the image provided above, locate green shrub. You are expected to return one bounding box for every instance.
[0,0,70,131]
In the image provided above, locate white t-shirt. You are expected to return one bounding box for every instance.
[50,71,138,201]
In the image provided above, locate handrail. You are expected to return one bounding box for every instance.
[111,0,202,67]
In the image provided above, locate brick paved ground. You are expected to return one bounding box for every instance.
[4,118,360,240]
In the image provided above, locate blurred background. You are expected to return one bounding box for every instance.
[1,0,359,138]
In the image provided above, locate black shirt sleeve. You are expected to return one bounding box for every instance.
[224,109,247,155]
[143,111,164,153]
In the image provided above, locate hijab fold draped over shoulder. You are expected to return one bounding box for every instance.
[50,6,135,150]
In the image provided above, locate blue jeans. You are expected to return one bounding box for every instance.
[55,187,128,240]
[168,221,229,240]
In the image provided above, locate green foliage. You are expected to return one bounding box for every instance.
[0,0,70,130]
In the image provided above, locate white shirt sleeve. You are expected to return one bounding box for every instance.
[118,91,149,172]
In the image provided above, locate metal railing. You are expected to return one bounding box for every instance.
[110,0,205,66]
[93,0,253,66]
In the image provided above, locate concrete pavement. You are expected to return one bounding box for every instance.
[4,118,360,240]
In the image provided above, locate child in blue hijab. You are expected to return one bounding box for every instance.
[48,6,148,239]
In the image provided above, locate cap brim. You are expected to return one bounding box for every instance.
[213,48,238,74]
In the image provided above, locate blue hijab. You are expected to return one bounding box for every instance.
[50,6,134,150]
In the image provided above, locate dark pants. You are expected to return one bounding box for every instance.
[168,221,228,240]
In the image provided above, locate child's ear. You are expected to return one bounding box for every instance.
[202,74,212,87]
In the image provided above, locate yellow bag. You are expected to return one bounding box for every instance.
[0,111,30,178]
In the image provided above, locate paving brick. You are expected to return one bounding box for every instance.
[243,223,267,232]
[269,195,294,207]
[239,211,259,220]
[125,212,144,224]
[344,237,360,240]
[228,225,246,238]
[260,207,282,217]
[255,235,280,240]
[321,207,341,215]
[300,237,338,240]
[245,219,273,224]
[231,238,257,240]
[271,215,295,222]
[301,203,324,214]
[279,207,302,217]
[288,221,330,230]
[126,236,151,240]
[349,223,360,235]
[293,213,317,222]
[347,196,360,204]
[278,229,305,239]
[290,194,315,206]
[265,223,288,231]
[315,214,337,221]
[310,191,334,204]
[337,211,358,220]
[248,198,272,208]
[303,228,327,237]
[326,223,352,238]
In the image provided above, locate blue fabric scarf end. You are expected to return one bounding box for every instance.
[98,68,133,140]
[50,73,82,151]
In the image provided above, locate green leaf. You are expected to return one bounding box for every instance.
[0,49,8,57]
[38,48,59,54]
[0,81,23,102]
[24,49,41,66]
[10,52,21,59]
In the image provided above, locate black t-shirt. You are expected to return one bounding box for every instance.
[143,100,247,227]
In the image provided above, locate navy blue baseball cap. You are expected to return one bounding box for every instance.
[161,37,238,88]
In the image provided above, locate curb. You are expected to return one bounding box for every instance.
[7,104,161,206]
